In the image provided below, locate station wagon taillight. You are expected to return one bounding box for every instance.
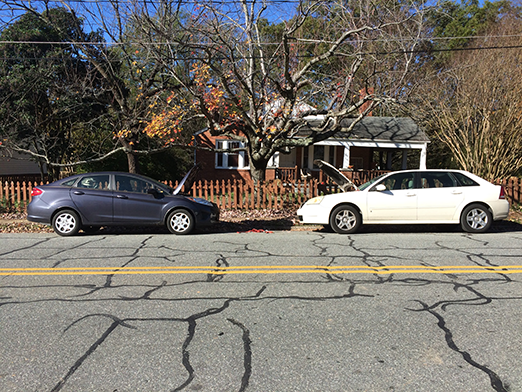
[31,188,43,197]
[499,186,506,199]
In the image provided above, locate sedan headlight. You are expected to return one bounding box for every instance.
[189,197,214,207]
[305,196,325,205]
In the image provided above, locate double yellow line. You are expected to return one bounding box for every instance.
[1,265,522,276]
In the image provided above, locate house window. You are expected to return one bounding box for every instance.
[216,140,249,169]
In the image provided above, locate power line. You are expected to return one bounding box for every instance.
[1,32,522,47]
[0,42,521,62]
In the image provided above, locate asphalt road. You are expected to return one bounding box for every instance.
[1,225,522,392]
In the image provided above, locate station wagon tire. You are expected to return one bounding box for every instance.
[52,209,81,236]
[461,203,493,233]
[166,209,194,235]
[330,205,362,234]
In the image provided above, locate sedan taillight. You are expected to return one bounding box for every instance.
[499,186,506,199]
[31,188,43,197]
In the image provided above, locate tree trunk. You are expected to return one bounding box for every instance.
[126,151,139,174]
[250,158,269,205]
[47,165,61,182]
[119,136,139,174]
[250,159,267,186]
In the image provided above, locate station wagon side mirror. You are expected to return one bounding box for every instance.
[374,184,387,192]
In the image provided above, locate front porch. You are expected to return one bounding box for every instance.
[272,166,390,186]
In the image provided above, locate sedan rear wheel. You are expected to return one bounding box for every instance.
[461,204,492,233]
[166,209,194,235]
[330,205,362,234]
[52,209,81,236]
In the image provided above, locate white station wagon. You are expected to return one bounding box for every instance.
[297,162,510,234]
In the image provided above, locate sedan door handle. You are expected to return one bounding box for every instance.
[116,194,128,199]
[73,191,85,195]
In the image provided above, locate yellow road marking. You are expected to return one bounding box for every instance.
[1,265,521,276]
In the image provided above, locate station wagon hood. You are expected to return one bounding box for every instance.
[313,159,358,191]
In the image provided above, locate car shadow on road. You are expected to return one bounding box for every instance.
[336,220,522,234]
[90,219,522,236]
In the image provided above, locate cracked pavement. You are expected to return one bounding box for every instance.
[1,228,522,391]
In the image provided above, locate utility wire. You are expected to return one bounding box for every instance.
[1,42,521,62]
[1,32,522,46]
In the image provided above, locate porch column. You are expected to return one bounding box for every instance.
[342,146,351,169]
[386,151,393,170]
[419,145,427,169]
[401,150,408,170]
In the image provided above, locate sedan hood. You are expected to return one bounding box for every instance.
[313,159,358,191]
[172,164,201,195]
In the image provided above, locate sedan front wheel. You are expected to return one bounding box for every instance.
[330,205,362,234]
[166,209,195,235]
[52,209,81,236]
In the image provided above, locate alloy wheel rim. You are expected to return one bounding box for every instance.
[335,210,356,230]
[466,208,488,230]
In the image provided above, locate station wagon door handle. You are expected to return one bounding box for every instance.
[451,190,463,195]
[116,194,128,199]
[406,192,416,197]
[73,191,85,195]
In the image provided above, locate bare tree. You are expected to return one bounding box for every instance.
[413,15,522,180]
[0,0,192,175]
[139,0,429,183]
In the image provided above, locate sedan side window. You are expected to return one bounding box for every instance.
[116,175,156,194]
[77,175,110,190]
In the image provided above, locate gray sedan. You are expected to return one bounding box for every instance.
[27,169,219,236]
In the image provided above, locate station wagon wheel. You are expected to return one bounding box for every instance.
[330,205,362,234]
[52,209,81,236]
[166,209,194,235]
[461,204,493,233]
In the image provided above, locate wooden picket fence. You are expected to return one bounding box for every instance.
[1,176,521,213]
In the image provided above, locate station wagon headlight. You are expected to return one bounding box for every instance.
[306,196,324,205]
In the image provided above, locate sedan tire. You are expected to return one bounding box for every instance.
[330,205,362,234]
[52,209,81,236]
[166,209,194,235]
[461,203,493,233]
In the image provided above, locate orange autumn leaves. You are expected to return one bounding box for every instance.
[143,63,241,146]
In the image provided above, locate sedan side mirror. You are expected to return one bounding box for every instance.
[147,188,163,198]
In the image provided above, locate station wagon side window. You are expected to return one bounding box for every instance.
[419,172,456,189]
[451,172,479,187]
[77,175,110,190]
[379,173,415,191]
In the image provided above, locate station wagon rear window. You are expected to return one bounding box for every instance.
[451,172,479,187]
